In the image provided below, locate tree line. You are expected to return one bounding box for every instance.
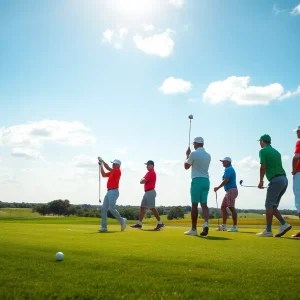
[0,201,298,220]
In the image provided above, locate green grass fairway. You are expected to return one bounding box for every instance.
[1,219,300,300]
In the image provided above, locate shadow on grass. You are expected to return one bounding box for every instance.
[198,236,232,241]
[239,231,257,234]
[88,231,119,234]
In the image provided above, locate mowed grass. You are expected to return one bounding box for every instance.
[0,208,41,218]
[1,218,300,300]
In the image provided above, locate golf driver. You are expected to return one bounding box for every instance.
[188,114,193,146]
[239,180,267,189]
[98,157,103,203]
[215,192,220,228]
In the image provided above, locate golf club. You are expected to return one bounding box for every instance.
[98,157,103,203]
[188,114,193,146]
[239,180,267,189]
[215,192,220,228]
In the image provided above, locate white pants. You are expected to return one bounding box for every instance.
[293,173,300,213]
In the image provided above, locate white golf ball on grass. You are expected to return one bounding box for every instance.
[56,252,64,261]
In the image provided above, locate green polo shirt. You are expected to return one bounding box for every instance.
[259,145,286,181]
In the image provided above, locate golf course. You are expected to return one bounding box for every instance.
[1,209,300,300]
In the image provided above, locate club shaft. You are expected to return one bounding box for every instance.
[215,193,219,227]
[189,119,191,145]
[241,184,266,188]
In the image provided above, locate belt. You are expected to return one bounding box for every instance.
[108,188,118,191]
[145,189,154,192]
[270,174,285,181]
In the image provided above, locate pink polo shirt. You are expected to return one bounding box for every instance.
[144,169,156,191]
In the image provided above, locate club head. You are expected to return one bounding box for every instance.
[239,180,243,185]
[188,114,193,120]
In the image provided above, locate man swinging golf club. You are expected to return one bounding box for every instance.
[98,158,127,232]
[184,137,211,236]
[131,160,165,231]
[214,157,238,232]
[256,134,292,237]
[292,125,300,239]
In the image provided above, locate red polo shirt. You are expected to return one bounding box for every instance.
[144,169,156,191]
[107,168,121,189]
[295,140,300,171]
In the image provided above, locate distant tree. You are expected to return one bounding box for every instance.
[167,206,185,220]
[157,206,164,215]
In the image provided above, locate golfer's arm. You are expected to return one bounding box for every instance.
[100,166,110,177]
[292,154,300,172]
[260,164,266,182]
[217,178,229,190]
[184,161,191,170]
[140,178,147,184]
[103,161,113,172]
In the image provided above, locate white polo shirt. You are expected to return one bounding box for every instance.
[186,147,211,179]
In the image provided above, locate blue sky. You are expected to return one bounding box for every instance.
[0,0,300,208]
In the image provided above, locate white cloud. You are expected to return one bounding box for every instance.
[159,77,191,94]
[103,29,114,42]
[183,24,192,31]
[0,120,96,147]
[273,4,285,15]
[122,161,138,172]
[234,156,260,169]
[155,159,182,176]
[159,159,181,168]
[282,155,290,161]
[291,4,300,15]
[279,86,300,100]
[133,29,175,57]
[143,24,155,31]
[73,155,97,170]
[11,148,43,160]
[102,28,128,49]
[169,0,184,8]
[113,146,128,154]
[203,76,300,106]
[188,98,200,102]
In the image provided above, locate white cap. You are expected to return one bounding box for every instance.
[194,137,204,144]
[220,157,232,163]
[111,159,121,165]
[293,125,300,132]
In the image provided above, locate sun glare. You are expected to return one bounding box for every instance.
[110,0,160,17]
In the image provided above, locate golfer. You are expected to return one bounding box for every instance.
[214,157,238,232]
[131,160,165,231]
[98,159,127,232]
[256,134,292,237]
[184,137,211,236]
[292,125,300,239]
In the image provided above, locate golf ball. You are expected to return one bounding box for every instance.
[56,252,64,261]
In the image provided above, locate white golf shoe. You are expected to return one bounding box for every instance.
[216,225,227,231]
[184,229,198,236]
[99,227,107,232]
[228,226,238,232]
[121,218,127,231]
[256,230,273,237]
[275,223,292,237]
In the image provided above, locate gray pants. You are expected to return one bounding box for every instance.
[141,190,156,209]
[265,176,288,208]
[101,189,123,228]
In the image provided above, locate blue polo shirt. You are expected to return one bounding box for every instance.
[222,165,237,191]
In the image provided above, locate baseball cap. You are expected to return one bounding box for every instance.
[194,137,204,144]
[145,160,154,166]
[293,125,300,132]
[220,157,232,163]
[111,159,121,165]
[258,134,271,142]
